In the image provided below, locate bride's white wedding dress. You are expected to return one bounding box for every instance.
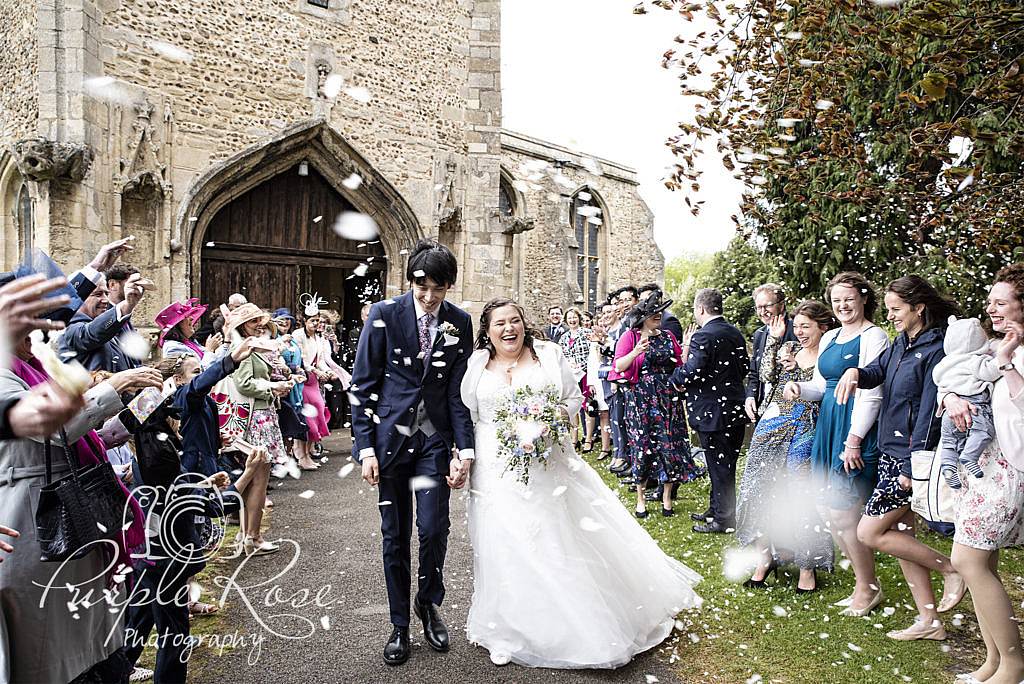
[460,341,702,669]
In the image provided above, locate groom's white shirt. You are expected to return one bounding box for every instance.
[357,296,475,461]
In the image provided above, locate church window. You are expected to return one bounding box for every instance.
[572,190,602,312]
[16,183,33,257]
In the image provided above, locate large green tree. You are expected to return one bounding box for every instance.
[647,0,1024,314]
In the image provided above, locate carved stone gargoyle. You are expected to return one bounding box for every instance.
[11,138,94,182]
[498,214,535,235]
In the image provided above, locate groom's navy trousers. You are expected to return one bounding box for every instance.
[378,430,452,627]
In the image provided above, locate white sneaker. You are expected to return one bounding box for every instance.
[129,667,153,682]
[489,651,511,666]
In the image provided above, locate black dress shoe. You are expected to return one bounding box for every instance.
[690,510,712,522]
[692,520,732,534]
[383,626,410,666]
[414,599,450,653]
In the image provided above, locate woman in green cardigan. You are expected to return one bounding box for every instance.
[225,303,294,556]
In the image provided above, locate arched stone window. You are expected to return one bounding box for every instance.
[499,178,515,218]
[572,188,604,313]
[16,183,33,257]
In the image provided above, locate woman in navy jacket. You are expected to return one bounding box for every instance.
[834,276,965,641]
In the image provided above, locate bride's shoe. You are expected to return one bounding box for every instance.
[489,651,511,666]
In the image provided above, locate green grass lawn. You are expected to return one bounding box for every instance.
[583,450,1024,684]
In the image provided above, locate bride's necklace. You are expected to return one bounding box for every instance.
[492,347,528,384]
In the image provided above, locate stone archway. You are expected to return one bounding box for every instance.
[173,118,423,305]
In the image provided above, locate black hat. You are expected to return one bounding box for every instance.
[626,291,674,329]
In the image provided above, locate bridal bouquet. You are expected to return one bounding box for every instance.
[494,385,570,485]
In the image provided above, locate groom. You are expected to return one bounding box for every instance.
[350,239,476,666]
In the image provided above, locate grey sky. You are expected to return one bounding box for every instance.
[501,0,742,259]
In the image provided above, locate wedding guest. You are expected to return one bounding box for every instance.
[614,293,698,517]
[610,286,640,472]
[736,301,835,592]
[59,272,150,372]
[587,303,617,461]
[944,264,1024,684]
[745,283,798,422]
[227,293,247,310]
[264,319,314,469]
[272,308,310,462]
[785,271,889,616]
[545,305,567,342]
[225,303,292,544]
[639,283,683,341]
[156,297,222,362]
[601,296,630,474]
[294,308,347,460]
[672,288,749,533]
[560,308,594,449]
[103,264,139,307]
[581,310,595,328]
[829,276,965,635]
[155,339,274,550]
[0,340,157,683]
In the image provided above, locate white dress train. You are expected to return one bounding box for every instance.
[461,341,702,669]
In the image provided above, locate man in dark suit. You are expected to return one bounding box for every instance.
[350,240,475,667]
[745,282,798,422]
[672,288,750,533]
[59,270,149,373]
[545,305,567,342]
[639,283,683,341]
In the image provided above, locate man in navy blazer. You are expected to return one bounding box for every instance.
[59,271,148,373]
[350,240,475,667]
[745,283,798,421]
[672,288,750,533]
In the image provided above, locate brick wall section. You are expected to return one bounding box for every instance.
[0,0,39,143]
[500,131,662,324]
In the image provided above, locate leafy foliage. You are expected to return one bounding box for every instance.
[648,0,1024,315]
[666,236,780,335]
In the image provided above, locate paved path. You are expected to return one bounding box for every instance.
[189,435,686,683]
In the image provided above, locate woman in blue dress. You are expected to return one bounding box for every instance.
[786,272,890,616]
[613,294,700,518]
[735,301,836,592]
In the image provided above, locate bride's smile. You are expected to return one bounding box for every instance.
[488,305,526,357]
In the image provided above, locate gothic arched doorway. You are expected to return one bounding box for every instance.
[200,164,385,321]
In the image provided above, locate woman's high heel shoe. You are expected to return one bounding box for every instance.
[743,561,778,589]
[796,570,818,594]
[635,506,649,519]
[596,449,611,460]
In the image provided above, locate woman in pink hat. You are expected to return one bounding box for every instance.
[156,298,222,361]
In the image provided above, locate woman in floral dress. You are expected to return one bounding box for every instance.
[735,301,836,592]
[613,294,699,518]
[559,308,594,450]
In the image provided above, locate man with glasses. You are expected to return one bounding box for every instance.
[744,283,798,422]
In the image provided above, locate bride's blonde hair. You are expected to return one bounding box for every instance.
[475,298,541,361]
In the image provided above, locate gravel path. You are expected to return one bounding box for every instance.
[188,435,686,683]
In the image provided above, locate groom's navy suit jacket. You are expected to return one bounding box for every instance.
[350,291,475,471]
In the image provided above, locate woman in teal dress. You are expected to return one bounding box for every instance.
[786,272,890,617]
[736,301,836,592]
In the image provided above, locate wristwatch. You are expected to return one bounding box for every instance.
[999,361,1016,372]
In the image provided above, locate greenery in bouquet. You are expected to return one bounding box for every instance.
[494,385,571,485]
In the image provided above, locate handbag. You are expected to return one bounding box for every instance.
[35,429,135,562]
[910,415,957,524]
[210,376,253,447]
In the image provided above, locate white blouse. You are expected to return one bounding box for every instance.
[992,346,1024,472]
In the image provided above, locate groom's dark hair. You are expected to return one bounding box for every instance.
[406,239,458,287]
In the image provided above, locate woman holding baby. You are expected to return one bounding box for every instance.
[941,264,1024,684]
[734,300,837,593]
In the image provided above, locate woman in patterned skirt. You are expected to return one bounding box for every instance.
[613,293,699,518]
[736,300,835,592]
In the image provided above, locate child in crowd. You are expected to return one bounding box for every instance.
[932,316,1001,488]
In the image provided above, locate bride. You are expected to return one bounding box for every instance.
[460,298,702,668]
